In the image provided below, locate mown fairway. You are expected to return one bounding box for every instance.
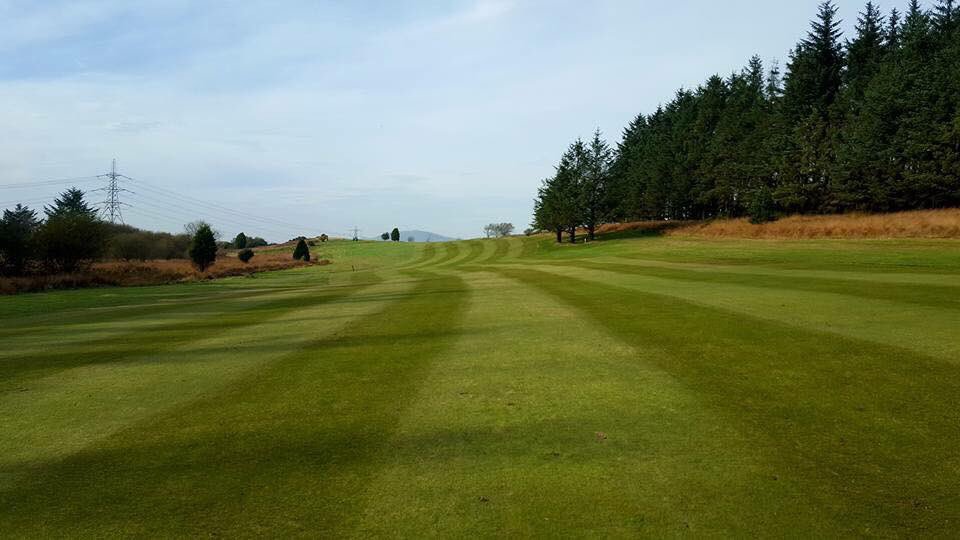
[2,235,959,537]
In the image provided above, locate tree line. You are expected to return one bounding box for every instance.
[0,187,275,275]
[534,1,960,242]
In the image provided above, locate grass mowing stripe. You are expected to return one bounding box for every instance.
[475,237,498,263]
[484,238,511,263]
[602,255,960,287]
[0,282,308,336]
[0,270,470,537]
[398,242,436,269]
[556,259,960,311]
[456,240,486,267]
[429,242,461,267]
[531,262,960,362]
[495,266,960,536]
[336,270,829,536]
[0,273,377,385]
[0,271,391,473]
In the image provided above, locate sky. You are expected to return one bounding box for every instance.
[0,0,869,241]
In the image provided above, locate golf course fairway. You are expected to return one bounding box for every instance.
[2,235,959,536]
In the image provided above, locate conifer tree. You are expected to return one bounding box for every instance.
[38,188,106,272]
[845,2,886,100]
[234,232,248,249]
[45,187,97,219]
[581,130,612,240]
[783,1,845,120]
[188,223,217,271]
[292,238,311,261]
[390,228,400,242]
[933,0,957,33]
[0,204,40,275]
[886,8,903,51]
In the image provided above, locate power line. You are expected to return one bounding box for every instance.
[130,178,316,233]
[0,176,100,190]
[127,193,293,238]
[0,195,58,208]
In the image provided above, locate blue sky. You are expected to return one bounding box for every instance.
[0,1,867,240]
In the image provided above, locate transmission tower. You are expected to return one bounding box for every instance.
[95,159,132,224]
[351,226,360,242]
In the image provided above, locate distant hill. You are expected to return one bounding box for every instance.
[401,230,454,242]
[368,230,454,242]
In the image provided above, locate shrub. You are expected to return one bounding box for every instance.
[292,238,310,261]
[188,223,218,271]
[381,232,390,240]
[110,232,154,261]
[247,236,269,248]
[320,234,329,242]
[238,248,255,263]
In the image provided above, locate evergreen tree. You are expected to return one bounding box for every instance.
[581,129,612,240]
[45,187,97,219]
[38,189,106,272]
[886,8,903,51]
[845,2,886,100]
[292,238,311,261]
[556,141,586,242]
[234,232,248,249]
[933,0,958,33]
[381,232,390,240]
[188,223,217,271]
[390,228,400,242]
[0,204,40,275]
[533,177,565,243]
[782,1,845,120]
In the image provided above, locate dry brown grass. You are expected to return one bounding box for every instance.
[0,251,330,295]
[666,208,960,240]
[595,220,692,235]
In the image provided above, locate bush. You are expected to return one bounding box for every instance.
[292,238,310,261]
[247,236,269,248]
[238,248,255,263]
[320,234,328,242]
[188,223,218,271]
[381,232,389,241]
[110,232,154,261]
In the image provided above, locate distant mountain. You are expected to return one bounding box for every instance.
[403,230,454,242]
[368,230,454,242]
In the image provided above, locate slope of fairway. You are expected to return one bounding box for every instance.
[2,235,959,536]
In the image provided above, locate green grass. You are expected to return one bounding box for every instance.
[2,234,959,536]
